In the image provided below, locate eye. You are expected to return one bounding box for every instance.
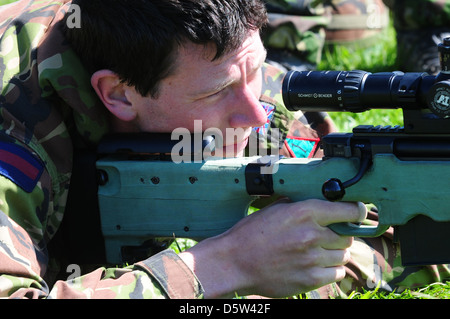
[208,89,222,98]
[205,87,228,101]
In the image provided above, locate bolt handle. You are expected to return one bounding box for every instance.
[322,178,346,201]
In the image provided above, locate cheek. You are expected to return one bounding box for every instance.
[134,97,190,132]
[186,107,229,131]
[147,102,227,132]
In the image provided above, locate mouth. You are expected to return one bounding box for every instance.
[207,135,249,158]
[222,136,249,156]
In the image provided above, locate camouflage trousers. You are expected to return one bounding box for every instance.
[309,209,450,299]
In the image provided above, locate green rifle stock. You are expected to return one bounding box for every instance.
[95,38,450,266]
[96,129,450,266]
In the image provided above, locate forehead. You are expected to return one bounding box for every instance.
[173,31,265,78]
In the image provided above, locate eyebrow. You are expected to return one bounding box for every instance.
[192,48,267,99]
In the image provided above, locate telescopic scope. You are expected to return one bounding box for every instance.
[282,38,450,119]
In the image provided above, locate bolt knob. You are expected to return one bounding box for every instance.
[322,178,345,201]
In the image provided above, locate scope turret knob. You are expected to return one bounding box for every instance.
[438,37,450,73]
[322,178,346,201]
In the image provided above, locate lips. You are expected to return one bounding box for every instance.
[222,136,249,156]
[204,128,252,158]
[208,135,249,158]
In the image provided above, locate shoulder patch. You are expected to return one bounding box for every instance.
[285,136,320,158]
[0,141,44,193]
[253,101,275,135]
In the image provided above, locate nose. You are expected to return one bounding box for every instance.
[228,85,268,129]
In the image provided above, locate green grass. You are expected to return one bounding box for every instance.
[349,282,450,299]
[0,0,18,5]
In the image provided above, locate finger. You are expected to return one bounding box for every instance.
[319,248,352,267]
[297,246,351,271]
[354,202,368,223]
[320,229,354,250]
[334,265,347,283]
[268,196,292,206]
[301,199,367,226]
[306,265,347,290]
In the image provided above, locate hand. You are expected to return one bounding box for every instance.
[179,199,367,298]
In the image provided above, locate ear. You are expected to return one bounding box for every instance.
[91,70,137,122]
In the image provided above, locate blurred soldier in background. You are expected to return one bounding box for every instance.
[263,0,450,75]
[262,0,390,72]
[383,0,450,75]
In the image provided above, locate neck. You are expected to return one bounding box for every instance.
[109,115,140,133]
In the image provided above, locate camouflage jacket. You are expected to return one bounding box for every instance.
[0,0,333,298]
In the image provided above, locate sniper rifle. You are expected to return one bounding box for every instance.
[89,38,450,266]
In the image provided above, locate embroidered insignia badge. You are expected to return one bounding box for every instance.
[0,141,44,193]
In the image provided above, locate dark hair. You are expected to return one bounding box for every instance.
[63,0,267,97]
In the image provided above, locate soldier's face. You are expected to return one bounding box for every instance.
[127,30,268,157]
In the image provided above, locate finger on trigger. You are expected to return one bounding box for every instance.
[355,202,367,223]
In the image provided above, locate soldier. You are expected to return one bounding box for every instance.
[262,0,390,72]
[0,0,362,299]
[263,0,450,75]
[383,0,450,74]
[0,0,449,299]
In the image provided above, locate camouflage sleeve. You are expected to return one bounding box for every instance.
[0,189,203,299]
